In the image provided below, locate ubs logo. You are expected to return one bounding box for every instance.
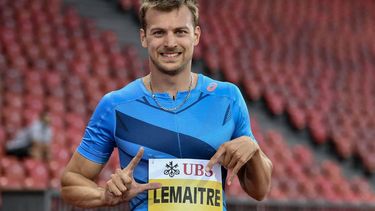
[163,161,214,178]
[164,161,180,178]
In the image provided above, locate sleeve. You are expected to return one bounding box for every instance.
[231,84,257,142]
[77,93,116,164]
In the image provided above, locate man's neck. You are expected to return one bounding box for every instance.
[145,71,196,99]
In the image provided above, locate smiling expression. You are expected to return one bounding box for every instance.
[140,5,201,76]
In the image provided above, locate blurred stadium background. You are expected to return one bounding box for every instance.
[1,0,375,210]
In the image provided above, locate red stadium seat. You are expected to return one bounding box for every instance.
[24,159,50,189]
[0,158,26,189]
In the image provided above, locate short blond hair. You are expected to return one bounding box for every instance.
[139,0,199,30]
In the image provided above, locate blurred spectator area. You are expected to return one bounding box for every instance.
[0,0,139,191]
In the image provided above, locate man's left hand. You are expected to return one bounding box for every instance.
[205,136,259,185]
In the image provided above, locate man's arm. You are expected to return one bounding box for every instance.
[61,148,161,208]
[206,136,273,201]
[237,140,272,200]
[61,151,108,208]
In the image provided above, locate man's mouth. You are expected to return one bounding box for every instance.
[160,52,182,58]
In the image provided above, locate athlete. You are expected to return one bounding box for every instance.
[61,0,272,210]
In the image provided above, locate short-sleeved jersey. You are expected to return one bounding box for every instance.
[77,74,255,211]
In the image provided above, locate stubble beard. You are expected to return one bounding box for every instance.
[149,56,191,76]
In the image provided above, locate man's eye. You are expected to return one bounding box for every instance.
[177,31,187,34]
[153,31,164,36]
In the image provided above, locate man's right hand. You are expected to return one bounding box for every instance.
[102,147,161,206]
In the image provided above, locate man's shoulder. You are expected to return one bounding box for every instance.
[199,74,241,100]
[101,79,145,106]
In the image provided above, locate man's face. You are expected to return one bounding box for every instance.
[140,5,200,76]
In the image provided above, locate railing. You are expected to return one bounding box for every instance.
[1,190,374,211]
[227,197,375,211]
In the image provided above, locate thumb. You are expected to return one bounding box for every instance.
[138,182,162,192]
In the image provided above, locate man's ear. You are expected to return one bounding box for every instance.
[193,26,201,46]
[140,28,147,48]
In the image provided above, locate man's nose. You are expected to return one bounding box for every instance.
[164,32,177,48]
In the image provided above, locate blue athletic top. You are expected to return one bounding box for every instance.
[77,74,255,211]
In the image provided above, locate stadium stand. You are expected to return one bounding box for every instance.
[194,0,375,171]
[0,0,131,190]
[117,0,375,165]
[1,0,375,210]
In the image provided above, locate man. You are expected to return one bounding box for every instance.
[61,0,272,210]
[6,112,52,160]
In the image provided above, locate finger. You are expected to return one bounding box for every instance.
[227,162,243,186]
[226,152,238,170]
[222,152,232,169]
[138,182,162,192]
[111,173,127,193]
[125,147,144,171]
[107,181,122,196]
[119,173,132,188]
[227,159,237,170]
[206,146,225,172]
[115,168,132,188]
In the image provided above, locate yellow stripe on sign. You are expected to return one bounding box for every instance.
[148,179,223,211]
